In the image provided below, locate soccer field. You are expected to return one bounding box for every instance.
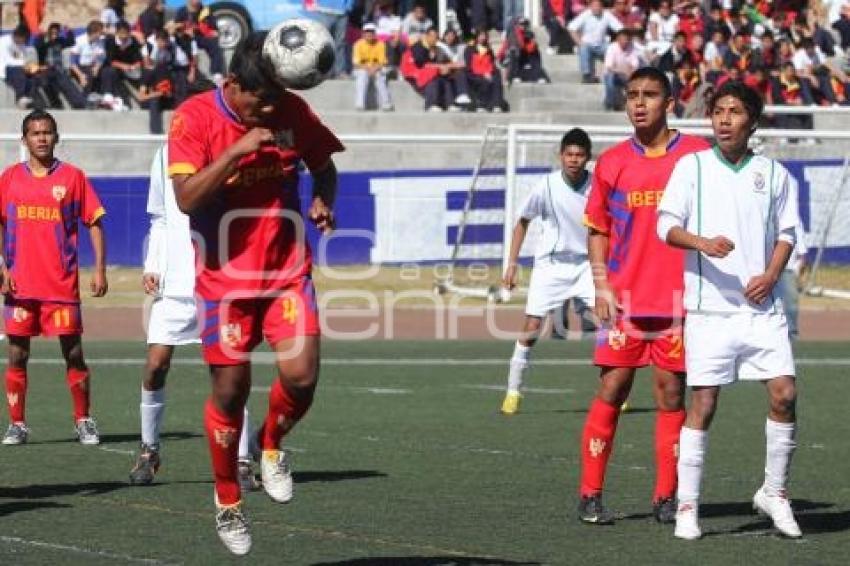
[0,340,848,565]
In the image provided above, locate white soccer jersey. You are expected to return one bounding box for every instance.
[658,148,798,313]
[143,145,195,298]
[518,169,591,262]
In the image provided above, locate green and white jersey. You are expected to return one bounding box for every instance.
[518,169,591,262]
[658,147,798,313]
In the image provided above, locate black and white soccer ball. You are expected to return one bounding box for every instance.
[263,19,335,90]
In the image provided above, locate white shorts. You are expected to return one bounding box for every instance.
[524,258,594,318]
[146,296,201,346]
[684,311,795,387]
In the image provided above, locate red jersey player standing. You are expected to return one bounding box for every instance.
[168,34,343,555]
[578,67,709,525]
[0,109,108,447]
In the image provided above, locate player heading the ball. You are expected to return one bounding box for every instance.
[168,32,344,555]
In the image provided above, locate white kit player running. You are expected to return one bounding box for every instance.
[500,129,596,415]
[129,145,258,489]
[657,82,802,540]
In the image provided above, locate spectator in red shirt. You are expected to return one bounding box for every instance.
[543,0,575,54]
[611,0,645,31]
[465,29,508,112]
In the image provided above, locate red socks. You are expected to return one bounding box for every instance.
[579,398,620,497]
[654,408,686,501]
[204,398,244,506]
[259,378,314,450]
[5,367,27,423]
[66,368,90,422]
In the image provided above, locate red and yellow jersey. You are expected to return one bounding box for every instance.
[0,161,105,303]
[584,132,709,318]
[168,88,344,301]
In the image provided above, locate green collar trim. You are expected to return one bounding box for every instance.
[712,145,753,172]
[562,169,589,192]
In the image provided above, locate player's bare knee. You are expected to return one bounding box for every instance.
[769,383,797,418]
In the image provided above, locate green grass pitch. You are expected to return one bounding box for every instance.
[1,340,849,565]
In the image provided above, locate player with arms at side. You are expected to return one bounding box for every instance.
[0,109,108,446]
[658,81,801,540]
[578,67,710,525]
[500,128,596,415]
[168,33,343,555]
[129,140,259,491]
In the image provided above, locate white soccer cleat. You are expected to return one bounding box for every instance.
[674,503,702,540]
[214,495,252,555]
[2,422,29,445]
[260,449,293,503]
[75,417,100,445]
[753,487,802,538]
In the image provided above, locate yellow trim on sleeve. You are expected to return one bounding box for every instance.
[88,207,106,225]
[168,163,197,177]
[583,214,608,234]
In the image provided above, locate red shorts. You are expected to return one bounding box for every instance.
[200,276,320,365]
[3,299,83,337]
[593,317,685,373]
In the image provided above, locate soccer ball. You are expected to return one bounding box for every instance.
[263,19,335,90]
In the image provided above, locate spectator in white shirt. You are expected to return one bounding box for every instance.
[1,25,37,109]
[70,20,108,97]
[568,0,623,83]
[793,37,848,104]
[603,29,640,110]
[401,4,433,44]
[646,1,679,57]
[101,0,124,34]
[375,1,403,43]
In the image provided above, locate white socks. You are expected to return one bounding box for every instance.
[677,426,707,507]
[142,387,254,460]
[140,387,165,448]
[506,342,531,393]
[238,407,253,460]
[764,418,796,495]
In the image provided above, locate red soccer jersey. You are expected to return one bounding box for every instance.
[584,132,710,318]
[167,88,344,301]
[0,161,105,303]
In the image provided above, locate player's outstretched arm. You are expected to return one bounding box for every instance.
[308,159,338,234]
[173,127,275,213]
[588,228,618,323]
[503,219,530,290]
[89,220,108,297]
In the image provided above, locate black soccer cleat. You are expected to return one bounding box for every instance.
[578,494,615,525]
[129,444,161,485]
[653,497,677,524]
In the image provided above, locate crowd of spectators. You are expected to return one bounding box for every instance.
[0,1,225,133]
[558,0,850,123]
[5,1,849,122]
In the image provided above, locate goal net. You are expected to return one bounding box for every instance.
[803,156,850,300]
[433,125,570,302]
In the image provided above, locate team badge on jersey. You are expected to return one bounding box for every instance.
[12,307,29,323]
[752,172,766,193]
[52,185,67,201]
[6,392,18,407]
[214,427,236,449]
[608,328,627,351]
[220,323,242,348]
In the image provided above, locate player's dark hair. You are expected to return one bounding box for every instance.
[87,20,104,34]
[561,128,592,157]
[229,31,281,93]
[709,80,764,124]
[12,24,29,41]
[628,66,672,99]
[21,109,59,137]
[116,20,131,33]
